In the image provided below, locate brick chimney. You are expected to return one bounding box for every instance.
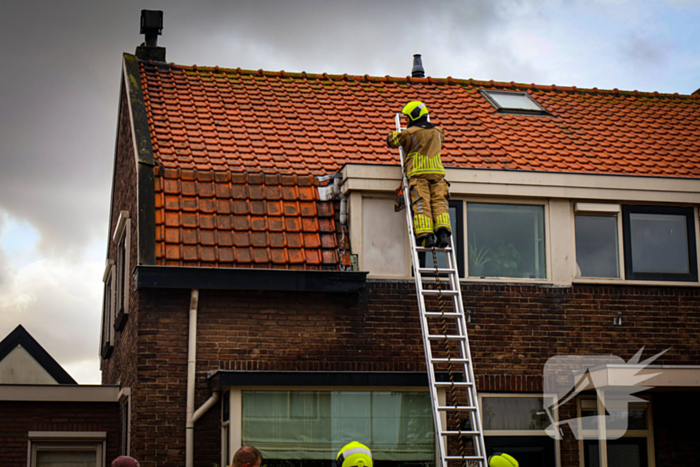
[136,10,166,61]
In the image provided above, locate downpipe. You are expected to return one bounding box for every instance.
[185,289,220,467]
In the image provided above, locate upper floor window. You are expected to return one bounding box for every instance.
[467,203,546,279]
[113,211,131,332]
[575,204,698,282]
[481,90,548,115]
[100,260,115,360]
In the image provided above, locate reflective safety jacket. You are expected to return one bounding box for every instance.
[387,126,445,178]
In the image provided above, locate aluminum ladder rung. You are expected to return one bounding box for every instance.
[440,431,481,437]
[395,113,486,467]
[431,357,470,363]
[437,405,477,411]
[424,311,463,318]
[415,246,452,253]
[418,267,457,274]
[421,289,458,296]
[427,334,465,341]
[434,381,474,387]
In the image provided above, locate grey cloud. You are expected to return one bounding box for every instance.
[618,33,672,69]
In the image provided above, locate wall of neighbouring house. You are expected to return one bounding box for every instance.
[125,280,699,467]
[0,401,120,467]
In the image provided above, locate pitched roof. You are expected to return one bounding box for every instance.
[135,58,700,269]
[0,325,77,384]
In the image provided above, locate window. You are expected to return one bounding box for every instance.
[28,432,106,467]
[466,203,546,279]
[100,260,115,360]
[578,398,653,467]
[481,90,548,114]
[574,203,621,279]
[481,394,557,466]
[425,201,464,277]
[240,390,434,466]
[622,205,698,282]
[113,211,131,331]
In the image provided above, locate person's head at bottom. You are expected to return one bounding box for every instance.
[488,452,518,467]
[112,456,140,467]
[233,445,263,467]
[337,441,373,467]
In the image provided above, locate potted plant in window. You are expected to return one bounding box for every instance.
[468,241,491,277]
[490,242,522,277]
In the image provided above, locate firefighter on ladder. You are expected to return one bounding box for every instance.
[387,101,451,248]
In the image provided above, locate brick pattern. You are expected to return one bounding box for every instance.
[139,61,700,178]
[153,168,346,268]
[0,401,119,467]
[126,281,700,466]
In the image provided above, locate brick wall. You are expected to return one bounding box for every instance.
[125,279,700,466]
[0,401,119,467]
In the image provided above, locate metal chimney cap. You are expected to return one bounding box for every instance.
[140,10,163,35]
[411,54,425,78]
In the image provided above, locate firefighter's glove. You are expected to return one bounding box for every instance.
[394,183,406,212]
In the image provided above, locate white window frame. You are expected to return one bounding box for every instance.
[113,211,131,330]
[223,387,435,467]
[573,203,624,280]
[480,89,548,113]
[27,431,106,467]
[576,396,655,467]
[100,260,116,361]
[462,198,551,283]
[479,393,561,467]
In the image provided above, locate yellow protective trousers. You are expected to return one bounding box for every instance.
[409,173,451,237]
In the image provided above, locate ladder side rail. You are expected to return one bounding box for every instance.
[395,114,448,467]
[445,233,488,461]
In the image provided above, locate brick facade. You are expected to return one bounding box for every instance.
[0,401,120,467]
[103,280,700,466]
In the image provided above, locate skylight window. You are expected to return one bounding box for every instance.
[481,90,547,114]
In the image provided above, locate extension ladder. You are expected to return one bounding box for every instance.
[394,114,487,467]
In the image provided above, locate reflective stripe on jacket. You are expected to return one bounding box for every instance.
[387,126,445,177]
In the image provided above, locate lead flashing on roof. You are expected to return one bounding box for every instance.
[134,265,367,292]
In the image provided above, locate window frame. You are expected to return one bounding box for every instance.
[112,211,131,332]
[463,199,550,282]
[480,89,549,115]
[573,203,624,280]
[100,260,116,360]
[479,393,560,466]
[621,205,698,282]
[576,396,656,467]
[28,431,106,467]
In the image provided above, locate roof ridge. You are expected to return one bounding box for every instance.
[138,59,700,99]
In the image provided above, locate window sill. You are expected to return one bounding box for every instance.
[573,278,700,287]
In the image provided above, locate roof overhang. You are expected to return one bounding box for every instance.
[135,265,367,293]
[0,384,122,402]
[573,364,700,390]
[208,371,432,390]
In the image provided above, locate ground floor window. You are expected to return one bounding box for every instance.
[481,394,557,466]
[28,432,106,467]
[578,397,654,467]
[241,390,434,467]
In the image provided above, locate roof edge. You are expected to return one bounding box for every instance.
[134,265,367,292]
[123,53,156,265]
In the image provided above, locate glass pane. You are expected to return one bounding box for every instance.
[425,206,458,271]
[486,91,542,111]
[482,397,550,430]
[242,391,433,461]
[37,450,96,467]
[629,213,689,274]
[467,204,546,278]
[575,215,619,278]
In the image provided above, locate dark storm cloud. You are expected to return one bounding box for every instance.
[0,0,515,258]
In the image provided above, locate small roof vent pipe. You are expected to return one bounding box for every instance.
[411,54,425,78]
[136,10,166,62]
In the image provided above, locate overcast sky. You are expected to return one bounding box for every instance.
[1,0,699,384]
